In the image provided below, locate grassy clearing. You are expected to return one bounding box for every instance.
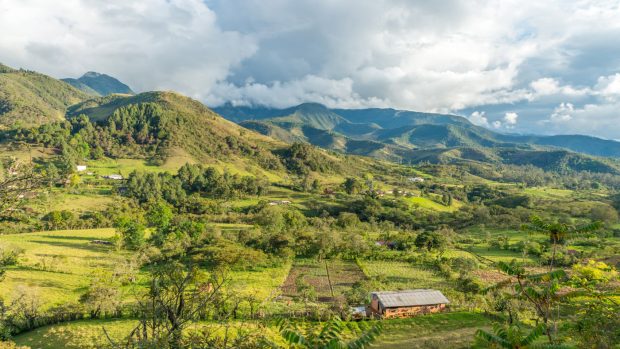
[522,187,574,199]
[13,319,137,349]
[404,196,460,212]
[359,260,450,291]
[0,228,133,309]
[229,260,292,300]
[51,193,116,212]
[467,245,536,264]
[373,311,493,349]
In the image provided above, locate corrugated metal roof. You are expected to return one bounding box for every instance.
[372,289,449,308]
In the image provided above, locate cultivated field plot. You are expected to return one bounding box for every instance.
[280,259,366,301]
[359,260,450,291]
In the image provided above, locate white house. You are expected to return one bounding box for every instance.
[407,177,425,183]
[105,174,124,180]
[76,165,88,172]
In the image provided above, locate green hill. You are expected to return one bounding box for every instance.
[215,103,620,174]
[66,91,286,170]
[62,72,134,96]
[215,103,620,159]
[0,64,89,129]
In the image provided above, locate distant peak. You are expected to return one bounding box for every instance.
[295,102,329,112]
[82,71,104,78]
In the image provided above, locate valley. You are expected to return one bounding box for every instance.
[0,64,619,348]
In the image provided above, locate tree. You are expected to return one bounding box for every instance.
[0,159,44,217]
[115,215,146,250]
[274,317,382,349]
[488,260,571,344]
[342,178,363,195]
[79,270,122,318]
[146,200,174,229]
[523,216,601,269]
[115,261,228,349]
[414,231,448,252]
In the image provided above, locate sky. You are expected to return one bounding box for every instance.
[0,0,619,139]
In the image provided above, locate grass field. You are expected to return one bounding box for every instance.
[13,319,137,349]
[359,260,450,291]
[12,312,492,349]
[0,228,135,309]
[0,227,293,311]
[404,196,461,212]
[372,312,493,348]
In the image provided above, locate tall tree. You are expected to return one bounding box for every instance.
[523,216,601,269]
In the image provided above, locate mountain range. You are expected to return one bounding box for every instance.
[214,103,620,173]
[1,62,619,175]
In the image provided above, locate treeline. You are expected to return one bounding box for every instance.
[17,103,170,163]
[277,142,342,175]
[124,164,268,207]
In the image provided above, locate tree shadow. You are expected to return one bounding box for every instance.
[39,235,100,241]
[29,239,111,253]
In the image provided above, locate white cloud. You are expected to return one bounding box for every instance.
[538,102,620,139]
[469,111,490,127]
[549,103,575,123]
[531,78,560,96]
[503,112,518,125]
[207,75,387,108]
[1,0,620,138]
[595,73,620,101]
[492,120,502,129]
[0,0,256,97]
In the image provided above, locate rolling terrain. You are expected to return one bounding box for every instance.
[62,72,134,96]
[216,103,620,174]
[0,63,89,129]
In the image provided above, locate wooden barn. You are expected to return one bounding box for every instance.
[369,289,449,319]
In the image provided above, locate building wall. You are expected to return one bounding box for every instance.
[382,304,446,319]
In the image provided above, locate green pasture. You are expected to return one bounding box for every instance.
[0,228,131,309]
[358,260,450,291]
[373,311,493,349]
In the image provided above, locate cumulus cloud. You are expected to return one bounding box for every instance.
[504,112,518,125]
[1,0,620,138]
[0,0,256,97]
[469,111,490,127]
[530,78,560,96]
[595,73,620,100]
[549,103,575,122]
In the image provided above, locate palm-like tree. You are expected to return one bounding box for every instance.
[488,260,574,344]
[274,317,382,349]
[523,216,601,269]
[475,324,570,348]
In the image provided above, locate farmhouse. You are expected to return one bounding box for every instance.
[104,174,124,180]
[268,200,292,206]
[369,289,449,318]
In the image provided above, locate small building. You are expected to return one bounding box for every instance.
[76,165,88,172]
[104,174,124,180]
[369,289,449,319]
[407,177,425,183]
[268,200,292,206]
